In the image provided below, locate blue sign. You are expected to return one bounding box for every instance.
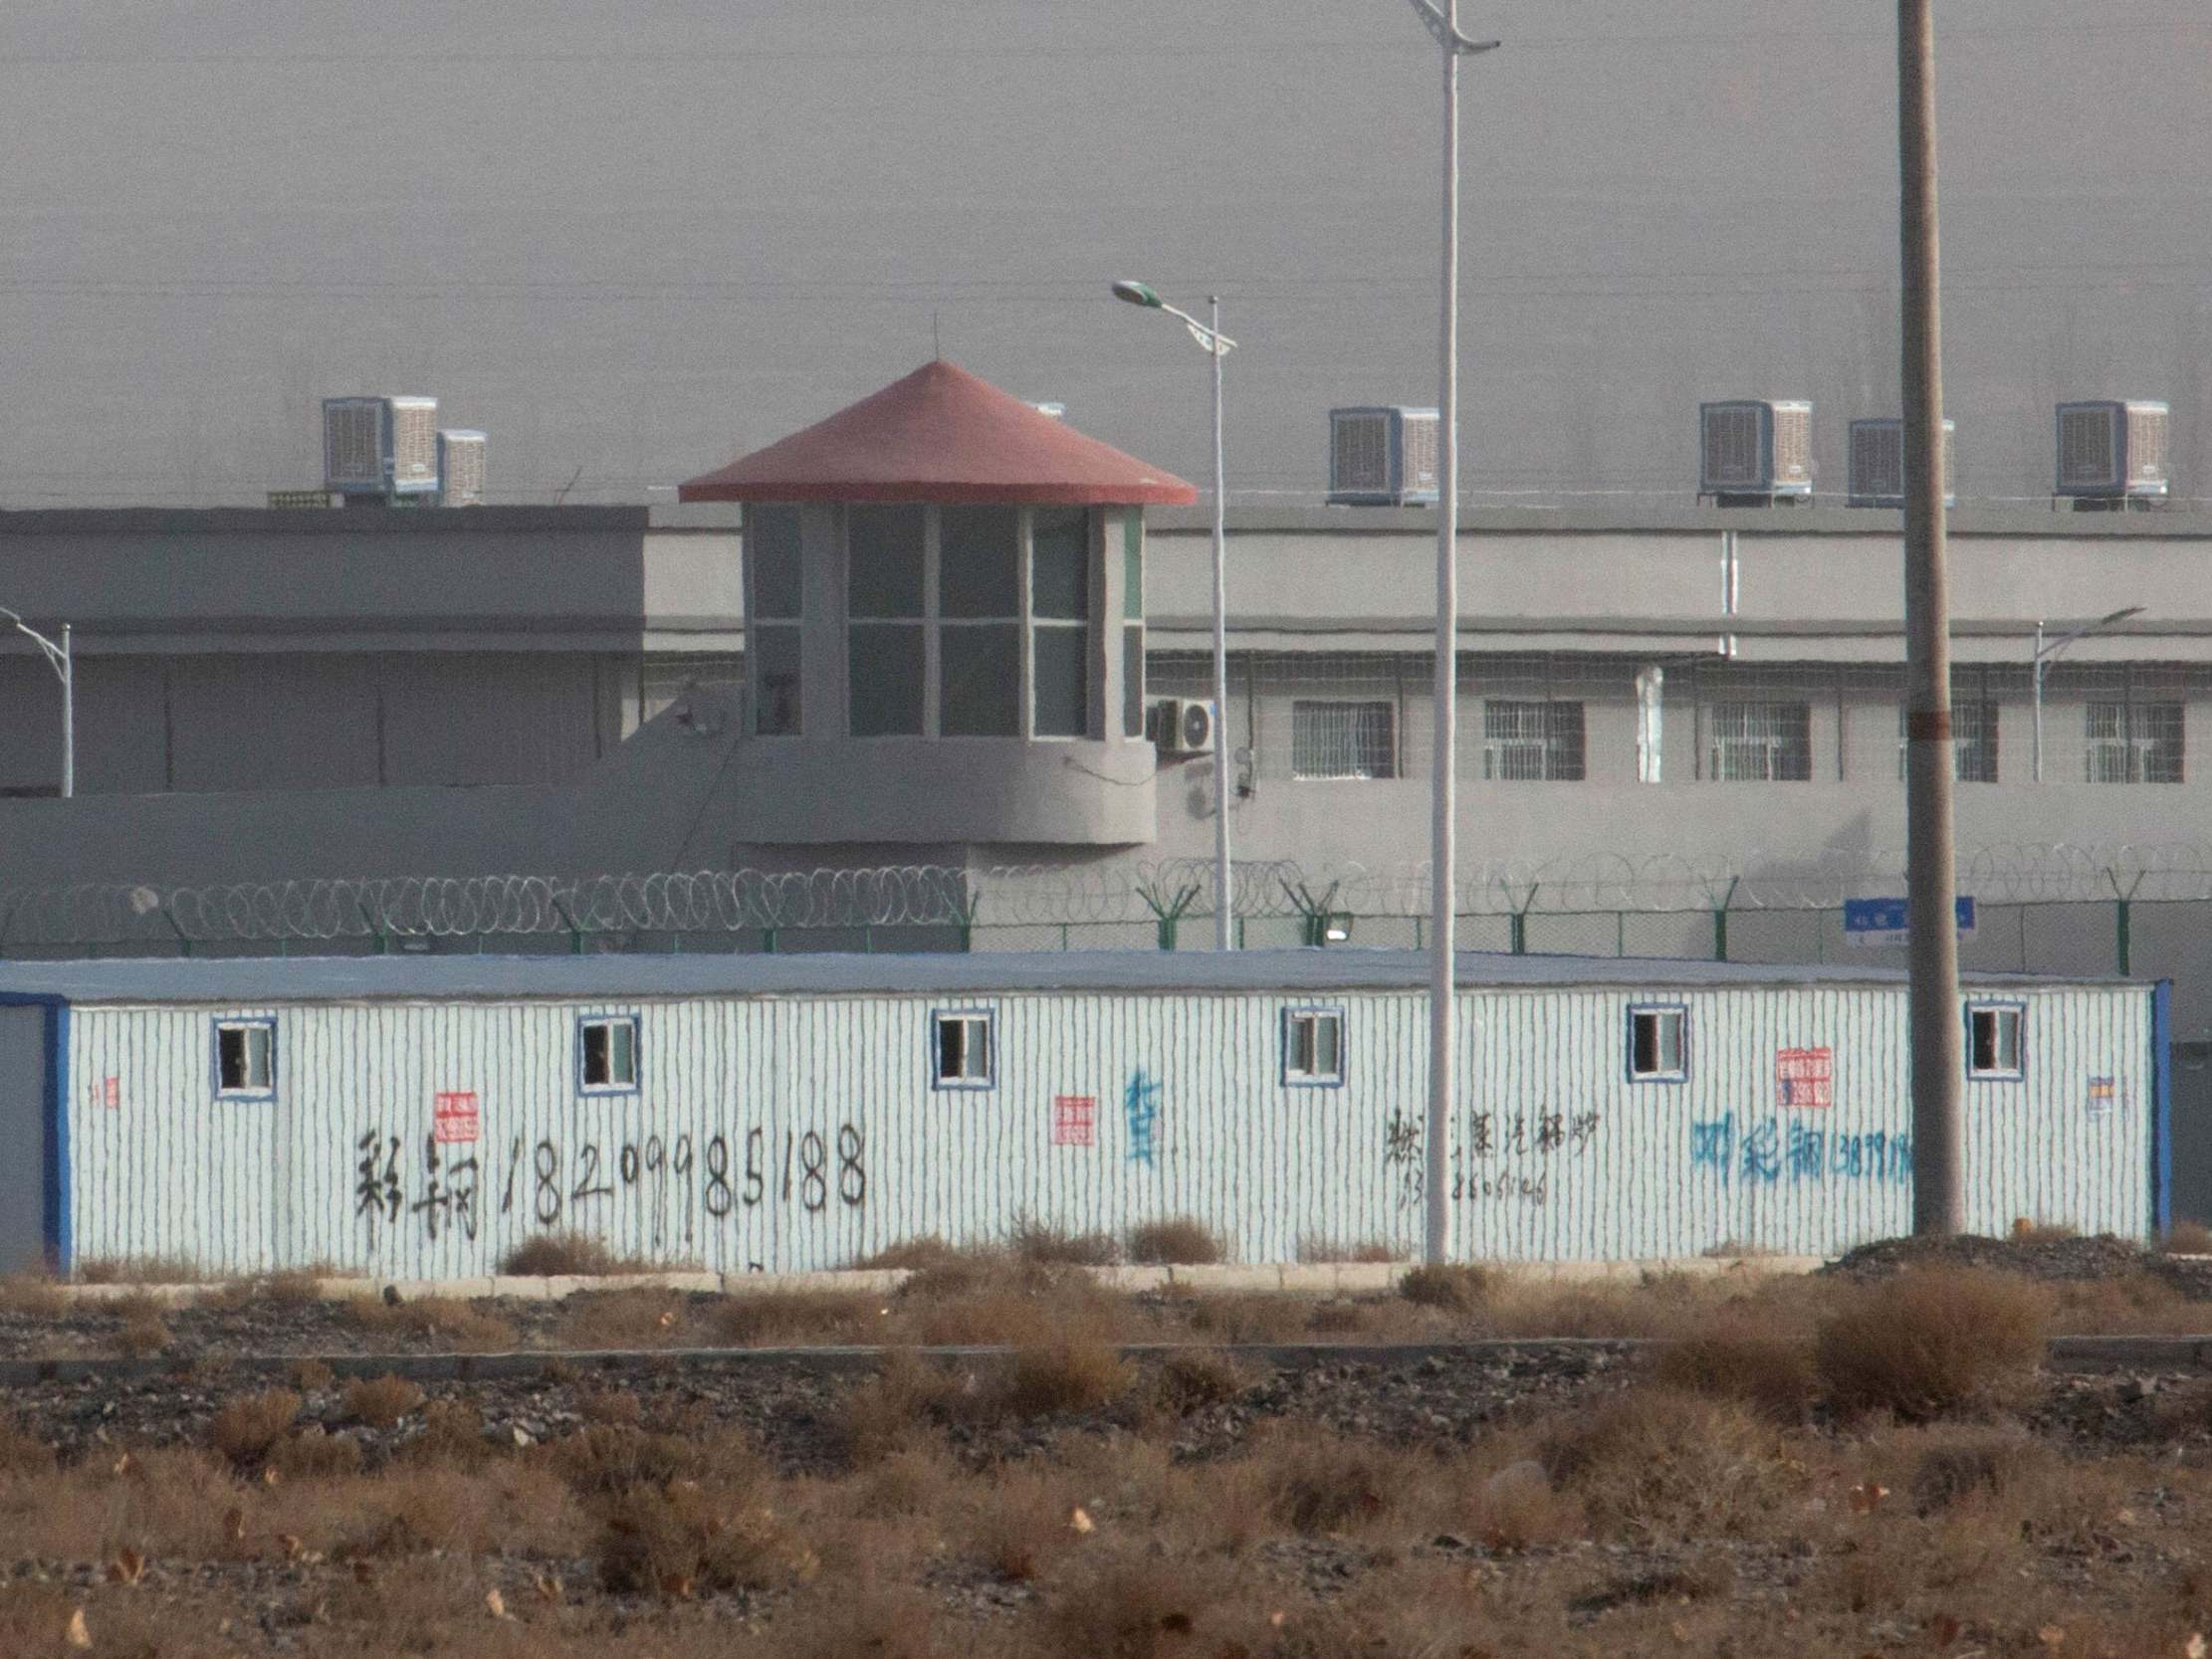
[1843,896,1976,945]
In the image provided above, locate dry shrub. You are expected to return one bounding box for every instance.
[1442,1456,1588,1554]
[1815,1267,2049,1420]
[895,1249,1130,1348]
[995,1341,1134,1420]
[1043,1553,1257,1659]
[267,1425,365,1480]
[548,1422,763,1502]
[1125,1216,1225,1266]
[1541,1388,1795,1541]
[290,1357,335,1391]
[1304,1300,1382,1338]
[208,1387,302,1466]
[398,1397,502,1468]
[1296,1236,1405,1264]
[836,1350,964,1464]
[854,1235,966,1273]
[596,1480,806,1595]
[2048,1270,2212,1335]
[1174,1291,1317,1346]
[1008,1210,1119,1268]
[0,1274,65,1319]
[344,1373,426,1428]
[965,1469,1085,1581]
[710,1289,881,1347]
[1400,1262,1492,1313]
[500,1230,639,1277]
[75,1256,202,1286]
[1899,1424,2056,1515]
[2163,1219,2212,1255]
[577,1386,644,1426]
[114,1310,170,1359]
[1655,1319,1821,1423]
[562,1288,691,1348]
[1252,1424,1422,1535]
[1149,1348,1248,1413]
[0,1416,57,1476]
[349,1294,515,1350]
[767,1580,950,1659]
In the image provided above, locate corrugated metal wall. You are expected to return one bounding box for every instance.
[61,981,2157,1276]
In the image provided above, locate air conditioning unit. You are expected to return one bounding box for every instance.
[437,429,487,507]
[1328,406,1439,506]
[1699,399,1814,505]
[323,396,441,501]
[2056,401,2168,504]
[1847,418,1957,509]
[1148,698,1217,756]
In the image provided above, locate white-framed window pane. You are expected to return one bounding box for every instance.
[935,1013,992,1085]
[1033,625,1087,737]
[1631,1009,1684,1079]
[752,626,801,735]
[1122,516,1143,621]
[581,1018,638,1089]
[1481,700,1584,781]
[745,504,803,620]
[1031,508,1090,621]
[217,1023,273,1093]
[1969,1006,2022,1076]
[1313,1014,1340,1076]
[849,622,925,736]
[1122,625,1146,738]
[1708,702,1811,781]
[1285,1010,1343,1082]
[1897,701,1999,783]
[940,505,1020,619]
[2141,703,2185,783]
[2086,702,2183,784]
[848,505,926,618]
[1291,701,1396,780]
[941,624,1020,736]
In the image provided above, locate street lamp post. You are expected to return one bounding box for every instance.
[0,605,72,798]
[2032,606,2145,783]
[1397,0,1499,1268]
[1112,279,1237,951]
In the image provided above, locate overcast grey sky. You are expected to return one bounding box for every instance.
[1,1,2206,509]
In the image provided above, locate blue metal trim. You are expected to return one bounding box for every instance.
[209,1015,278,1102]
[929,1004,997,1092]
[3,992,71,1272]
[1625,1001,1689,1085]
[1280,1004,1348,1089]
[1963,998,2028,1083]
[574,1012,643,1098]
[2154,980,2174,1236]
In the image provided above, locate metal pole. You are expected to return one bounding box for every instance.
[1425,0,1461,1268]
[60,622,73,800]
[1898,0,1963,1237]
[1210,296,1233,952]
[2032,620,2044,784]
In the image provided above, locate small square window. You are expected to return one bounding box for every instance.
[214,1020,275,1098]
[579,1016,640,1093]
[1284,1008,1345,1086]
[934,1010,995,1090]
[1628,1006,1687,1082]
[1968,1003,2025,1080]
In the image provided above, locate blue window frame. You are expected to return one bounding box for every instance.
[576,1013,641,1096]
[1282,1005,1346,1087]
[1966,1000,2026,1081]
[932,1006,995,1091]
[1627,1003,1688,1084]
[212,1017,277,1101]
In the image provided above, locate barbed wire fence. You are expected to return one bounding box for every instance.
[2,845,2209,993]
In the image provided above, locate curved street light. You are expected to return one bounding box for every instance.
[2032,605,2146,783]
[0,604,72,798]
[1112,278,1235,951]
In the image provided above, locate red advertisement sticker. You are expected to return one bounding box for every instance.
[433,1091,481,1144]
[1776,1048,1833,1110]
[1052,1095,1096,1147]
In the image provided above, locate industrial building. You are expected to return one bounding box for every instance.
[0,950,2167,1278]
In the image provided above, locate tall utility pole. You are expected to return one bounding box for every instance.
[1400,0,1498,1267]
[1898,0,1963,1235]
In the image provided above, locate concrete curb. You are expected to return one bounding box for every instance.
[41,1255,1825,1308]
[0,1333,2202,1390]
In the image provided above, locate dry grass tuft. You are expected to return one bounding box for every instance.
[1542,1389,1795,1541]
[995,1341,1134,1420]
[596,1480,805,1595]
[349,1294,515,1351]
[208,1387,303,1466]
[854,1235,967,1273]
[1149,1348,1249,1414]
[0,1274,66,1318]
[344,1373,427,1428]
[1125,1216,1225,1266]
[1253,1424,1420,1535]
[1399,1262,1492,1314]
[2162,1219,2212,1255]
[561,1288,692,1349]
[710,1289,882,1348]
[499,1230,645,1277]
[269,1424,366,1480]
[1655,1319,1821,1423]
[113,1307,171,1359]
[835,1351,965,1464]
[1815,1267,2050,1421]
[74,1256,204,1286]
[0,1415,58,1476]
[1006,1209,1119,1267]
[1043,1555,1255,1659]
[1297,1236,1407,1264]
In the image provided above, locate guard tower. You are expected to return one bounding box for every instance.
[677,361,1197,848]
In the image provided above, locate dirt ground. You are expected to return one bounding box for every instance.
[4,1236,2212,1657]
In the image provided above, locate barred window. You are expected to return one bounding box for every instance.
[1291,701,1396,780]
[1482,700,1585,780]
[1707,701,1812,781]
[2087,702,2184,783]
[1896,700,1998,783]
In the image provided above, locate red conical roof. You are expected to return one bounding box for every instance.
[677,360,1198,507]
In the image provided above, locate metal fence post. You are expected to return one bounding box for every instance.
[2108,873,2143,977]
[1713,878,1740,962]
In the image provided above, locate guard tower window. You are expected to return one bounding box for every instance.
[1031,506,1091,738]
[1283,1008,1345,1086]
[1121,514,1147,738]
[1628,1006,1687,1082]
[934,1009,995,1089]
[1967,1003,2024,1080]
[746,505,804,735]
[214,1020,276,1098]
[579,1016,640,1093]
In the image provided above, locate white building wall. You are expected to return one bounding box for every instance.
[60,980,2157,1277]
